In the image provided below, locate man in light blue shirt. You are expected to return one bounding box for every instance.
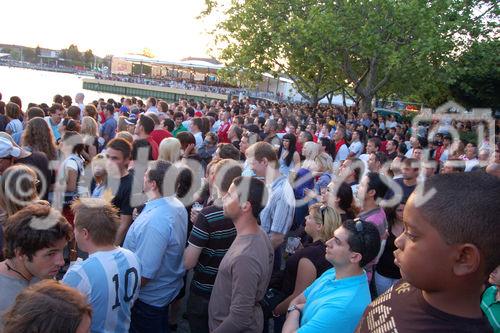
[282,219,381,333]
[124,160,188,333]
[248,142,295,271]
[63,198,141,333]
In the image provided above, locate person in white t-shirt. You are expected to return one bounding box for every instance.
[333,127,349,168]
[464,143,479,172]
[348,130,364,158]
[191,117,204,150]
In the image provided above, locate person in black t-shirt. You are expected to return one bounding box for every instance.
[105,138,134,245]
[357,172,499,332]
[183,159,242,333]
[384,157,418,205]
[374,203,404,296]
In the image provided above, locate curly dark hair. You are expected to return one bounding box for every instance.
[3,203,72,260]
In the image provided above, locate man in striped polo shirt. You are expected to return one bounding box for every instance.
[184,159,243,333]
[63,198,141,333]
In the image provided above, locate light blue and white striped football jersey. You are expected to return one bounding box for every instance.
[63,247,141,333]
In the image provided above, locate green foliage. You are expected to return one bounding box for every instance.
[448,40,500,108]
[83,49,94,68]
[22,47,37,62]
[459,131,478,145]
[202,0,497,111]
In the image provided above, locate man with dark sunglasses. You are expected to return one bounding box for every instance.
[282,219,381,333]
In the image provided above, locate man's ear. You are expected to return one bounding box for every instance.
[349,252,362,265]
[452,243,481,276]
[14,247,24,259]
[240,201,251,214]
[81,228,91,240]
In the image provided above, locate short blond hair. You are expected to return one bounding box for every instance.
[159,137,181,163]
[71,198,119,245]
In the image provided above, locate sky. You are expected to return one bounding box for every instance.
[2,0,221,60]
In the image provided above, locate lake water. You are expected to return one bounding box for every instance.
[0,66,123,107]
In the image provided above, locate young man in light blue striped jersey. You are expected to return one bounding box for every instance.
[63,198,141,333]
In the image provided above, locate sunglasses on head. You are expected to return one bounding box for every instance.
[352,218,366,255]
[319,205,328,225]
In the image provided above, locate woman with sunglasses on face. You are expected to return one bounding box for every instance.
[269,203,342,331]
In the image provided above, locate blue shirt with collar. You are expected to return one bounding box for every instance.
[259,175,295,235]
[123,196,188,307]
[299,268,371,333]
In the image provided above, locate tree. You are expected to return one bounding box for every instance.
[22,47,37,63]
[448,40,500,108]
[203,0,497,112]
[205,0,344,106]
[84,49,94,68]
[67,44,81,62]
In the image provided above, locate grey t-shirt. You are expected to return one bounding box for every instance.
[0,273,29,328]
[208,229,274,333]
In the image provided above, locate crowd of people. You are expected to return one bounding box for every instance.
[95,74,243,97]
[0,90,499,333]
[94,74,286,102]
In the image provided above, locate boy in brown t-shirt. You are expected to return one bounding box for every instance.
[357,172,499,332]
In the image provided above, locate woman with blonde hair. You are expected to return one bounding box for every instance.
[117,116,128,133]
[21,117,58,160]
[0,164,46,260]
[313,152,334,194]
[0,164,42,218]
[80,116,99,162]
[269,203,342,330]
[89,154,108,198]
[159,137,181,163]
[301,141,320,170]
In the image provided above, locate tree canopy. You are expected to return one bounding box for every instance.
[202,0,498,111]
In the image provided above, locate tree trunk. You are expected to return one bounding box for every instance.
[358,94,373,114]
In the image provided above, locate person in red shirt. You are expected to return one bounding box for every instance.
[434,134,450,162]
[147,112,172,146]
[217,110,231,144]
[134,114,159,160]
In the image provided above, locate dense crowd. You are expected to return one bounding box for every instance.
[0,90,498,333]
[95,74,243,97]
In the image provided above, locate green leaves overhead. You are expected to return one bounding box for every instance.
[203,0,497,110]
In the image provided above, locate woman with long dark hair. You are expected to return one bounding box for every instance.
[374,203,404,295]
[320,137,336,161]
[322,181,359,221]
[278,133,301,177]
